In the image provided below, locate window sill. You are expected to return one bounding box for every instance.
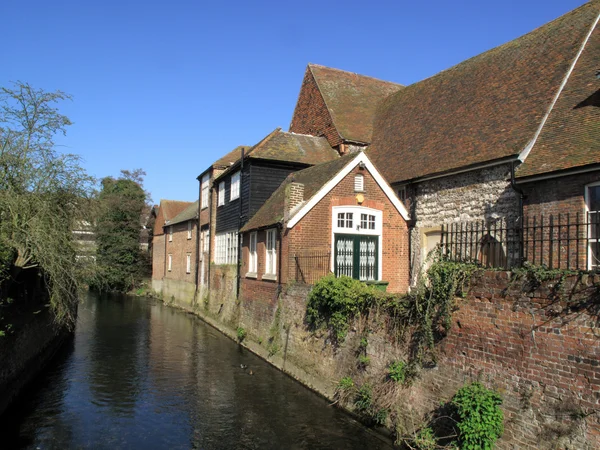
[262,273,277,281]
[245,272,257,279]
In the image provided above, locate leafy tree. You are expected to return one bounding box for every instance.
[92,170,149,292]
[0,82,94,326]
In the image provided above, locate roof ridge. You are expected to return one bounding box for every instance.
[308,63,403,87]
[246,127,282,157]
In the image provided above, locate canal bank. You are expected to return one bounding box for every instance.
[159,269,600,449]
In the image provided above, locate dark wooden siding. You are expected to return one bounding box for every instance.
[248,162,307,219]
[216,160,308,233]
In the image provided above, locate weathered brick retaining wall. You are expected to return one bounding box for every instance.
[169,269,600,448]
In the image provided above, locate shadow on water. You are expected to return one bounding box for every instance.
[1,291,392,450]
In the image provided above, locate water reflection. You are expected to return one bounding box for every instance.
[1,292,392,449]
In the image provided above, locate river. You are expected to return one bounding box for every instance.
[1,292,392,449]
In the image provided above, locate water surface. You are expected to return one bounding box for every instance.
[2,293,392,450]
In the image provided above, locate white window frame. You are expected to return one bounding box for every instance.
[230,171,240,201]
[397,186,407,204]
[248,232,257,274]
[201,174,210,210]
[331,206,382,280]
[168,254,172,272]
[186,253,191,274]
[187,221,192,239]
[265,229,277,277]
[215,230,238,265]
[218,182,225,206]
[204,230,210,253]
[586,181,600,270]
[168,226,173,242]
[354,174,364,192]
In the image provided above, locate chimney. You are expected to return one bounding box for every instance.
[284,182,304,222]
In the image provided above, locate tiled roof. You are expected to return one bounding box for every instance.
[517,4,600,178]
[309,64,403,144]
[248,129,339,164]
[241,153,357,232]
[213,145,250,169]
[368,1,600,184]
[216,128,340,182]
[168,200,198,225]
[154,200,193,235]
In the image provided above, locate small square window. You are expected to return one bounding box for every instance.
[338,212,345,228]
[345,212,353,228]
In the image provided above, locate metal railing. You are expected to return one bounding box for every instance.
[440,212,599,271]
[291,251,331,284]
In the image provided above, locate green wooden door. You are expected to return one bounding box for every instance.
[334,234,378,281]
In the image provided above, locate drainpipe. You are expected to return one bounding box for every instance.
[236,148,245,300]
[194,181,201,302]
[510,161,525,266]
[207,176,213,292]
[277,222,283,297]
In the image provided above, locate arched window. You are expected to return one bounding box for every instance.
[332,206,382,281]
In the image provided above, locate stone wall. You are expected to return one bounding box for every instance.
[174,269,600,449]
[0,277,71,416]
[406,164,519,281]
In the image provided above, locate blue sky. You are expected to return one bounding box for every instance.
[1,0,588,202]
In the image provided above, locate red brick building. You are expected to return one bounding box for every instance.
[151,199,195,297]
[239,151,410,299]
[290,63,403,154]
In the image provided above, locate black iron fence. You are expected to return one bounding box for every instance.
[291,251,331,284]
[440,212,599,271]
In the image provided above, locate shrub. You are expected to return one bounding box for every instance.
[388,360,407,383]
[413,426,437,450]
[236,327,246,342]
[451,382,504,449]
[354,383,374,414]
[337,376,354,391]
[306,274,376,342]
[357,354,371,370]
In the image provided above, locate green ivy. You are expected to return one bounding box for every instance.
[451,382,504,449]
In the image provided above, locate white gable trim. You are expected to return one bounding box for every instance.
[518,9,600,163]
[286,152,410,229]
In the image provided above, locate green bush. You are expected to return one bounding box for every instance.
[354,383,374,414]
[388,360,407,383]
[306,274,377,342]
[337,376,354,391]
[413,426,437,450]
[357,354,371,369]
[451,382,504,449]
[236,327,247,342]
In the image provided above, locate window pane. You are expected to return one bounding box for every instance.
[591,242,600,269]
[369,215,375,230]
[346,213,353,229]
[361,214,367,229]
[589,186,600,212]
[338,213,345,228]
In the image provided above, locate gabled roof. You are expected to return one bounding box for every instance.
[167,200,198,226]
[368,1,600,185]
[308,64,403,144]
[216,128,340,181]
[160,200,193,222]
[241,152,409,232]
[154,200,193,235]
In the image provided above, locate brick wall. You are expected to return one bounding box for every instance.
[286,165,409,293]
[164,220,197,283]
[152,233,166,280]
[522,170,599,218]
[289,67,343,149]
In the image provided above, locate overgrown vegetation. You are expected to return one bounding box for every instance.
[0,82,94,327]
[236,326,246,342]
